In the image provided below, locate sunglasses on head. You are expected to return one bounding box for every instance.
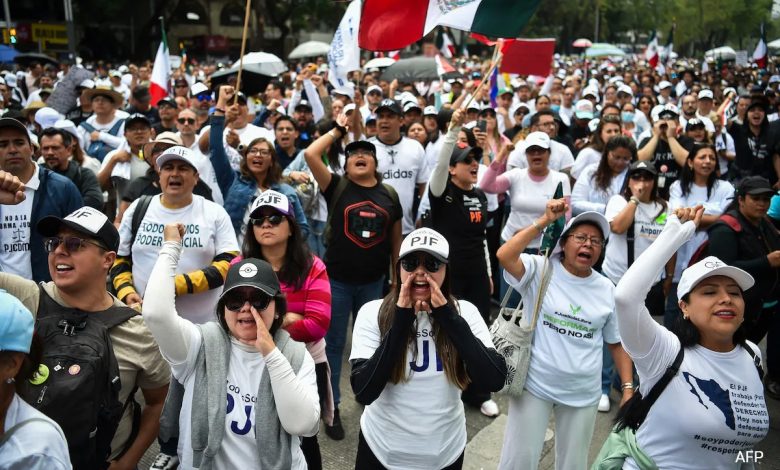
[223,290,272,312]
[177,117,196,125]
[249,214,285,226]
[400,254,445,272]
[44,236,107,253]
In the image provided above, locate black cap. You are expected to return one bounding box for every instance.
[37,206,120,252]
[747,96,769,113]
[0,117,30,141]
[628,160,658,176]
[157,98,177,108]
[125,113,151,128]
[344,140,376,156]
[686,118,705,131]
[294,99,312,111]
[220,258,281,300]
[449,141,482,165]
[737,176,774,196]
[376,98,403,116]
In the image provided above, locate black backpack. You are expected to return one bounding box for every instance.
[19,286,138,470]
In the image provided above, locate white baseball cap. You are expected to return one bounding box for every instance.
[191,82,209,96]
[677,256,754,301]
[658,80,673,90]
[248,189,293,219]
[34,107,64,130]
[399,228,449,262]
[524,131,551,150]
[617,84,633,97]
[366,84,383,95]
[155,146,198,170]
[698,89,714,101]
[343,103,356,114]
[561,211,611,241]
[423,105,437,116]
[574,100,594,120]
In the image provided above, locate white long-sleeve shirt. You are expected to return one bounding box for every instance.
[142,241,320,470]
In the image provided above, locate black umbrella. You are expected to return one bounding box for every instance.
[381,56,463,83]
[14,52,58,67]
[209,66,277,96]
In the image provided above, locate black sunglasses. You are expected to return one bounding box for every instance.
[177,117,196,125]
[44,236,107,253]
[249,214,285,226]
[223,291,272,312]
[400,254,445,272]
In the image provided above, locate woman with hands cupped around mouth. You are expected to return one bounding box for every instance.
[349,228,507,470]
[142,222,320,470]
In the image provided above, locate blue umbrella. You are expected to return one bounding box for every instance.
[0,45,18,63]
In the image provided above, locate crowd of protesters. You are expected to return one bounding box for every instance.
[0,36,777,470]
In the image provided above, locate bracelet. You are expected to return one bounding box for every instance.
[629,197,640,205]
[214,108,226,114]
[621,382,634,391]
[531,220,544,233]
[666,272,674,278]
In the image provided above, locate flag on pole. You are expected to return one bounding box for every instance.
[645,30,659,68]
[328,0,362,88]
[753,22,768,69]
[359,0,542,51]
[150,29,170,106]
[663,23,675,64]
[434,54,456,76]
[436,28,456,58]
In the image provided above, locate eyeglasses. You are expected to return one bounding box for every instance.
[247,148,272,157]
[44,236,107,253]
[568,233,605,247]
[177,117,196,125]
[223,291,272,312]
[250,214,285,226]
[400,254,445,272]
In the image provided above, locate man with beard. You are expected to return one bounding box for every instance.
[40,127,103,210]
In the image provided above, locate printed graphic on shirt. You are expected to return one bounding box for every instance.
[1,213,30,253]
[135,222,204,248]
[542,305,596,340]
[344,201,390,248]
[683,373,768,456]
[226,380,257,436]
[462,194,483,224]
[409,338,443,373]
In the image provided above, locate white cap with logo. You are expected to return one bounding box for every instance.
[525,131,551,150]
[399,228,449,263]
[155,146,198,170]
[677,256,754,301]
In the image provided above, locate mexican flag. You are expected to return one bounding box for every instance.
[645,30,659,68]
[436,28,456,58]
[359,0,542,51]
[150,29,170,106]
[753,22,768,69]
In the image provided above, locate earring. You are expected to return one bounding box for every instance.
[683,314,689,320]
[5,378,14,384]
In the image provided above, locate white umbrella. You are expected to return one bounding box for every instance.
[230,52,287,76]
[704,46,736,61]
[585,43,626,58]
[288,41,331,60]
[363,57,397,71]
[768,38,780,50]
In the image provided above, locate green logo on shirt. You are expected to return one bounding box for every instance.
[569,304,582,316]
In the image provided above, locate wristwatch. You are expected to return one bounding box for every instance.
[629,197,640,205]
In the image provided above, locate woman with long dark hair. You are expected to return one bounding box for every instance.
[209,85,309,245]
[571,115,623,180]
[570,135,633,215]
[350,228,506,470]
[239,190,332,470]
[667,144,734,326]
[613,206,768,468]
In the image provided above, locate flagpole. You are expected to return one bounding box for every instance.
[463,42,502,110]
[234,0,252,103]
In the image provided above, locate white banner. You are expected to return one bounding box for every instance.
[328,0,362,88]
[736,51,749,67]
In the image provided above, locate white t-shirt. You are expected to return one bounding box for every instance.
[350,299,494,470]
[668,180,734,280]
[625,332,768,470]
[172,328,317,470]
[101,145,151,206]
[570,147,602,180]
[504,255,620,407]
[369,136,428,234]
[118,195,239,324]
[714,130,736,176]
[233,123,275,147]
[500,168,571,244]
[602,196,671,284]
[0,165,38,278]
[507,139,574,172]
[181,137,224,206]
[0,395,71,470]
[570,163,627,215]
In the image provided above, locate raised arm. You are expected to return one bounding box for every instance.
[430,109,464,197]
[478,157,512,194]
[210,86,239,195]
[305,114,350,192]
[615,207,702,358]
[142,225,199,363]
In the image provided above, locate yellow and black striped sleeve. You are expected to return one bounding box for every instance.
[174,251,238,296]
[111,255,137,301]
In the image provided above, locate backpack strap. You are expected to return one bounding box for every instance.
[720,213,742,233]
[323,176,351,246]
[641,346,684,410]
[0,418,58,447]
[742,342,765,381]
[626,219,636,268]
[79,121,96,133]
[130,195,154,248]
[107,118,125,136]
[382,182,401,211]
